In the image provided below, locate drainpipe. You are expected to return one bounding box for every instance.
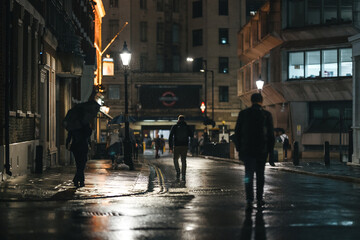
[4,0,12,176]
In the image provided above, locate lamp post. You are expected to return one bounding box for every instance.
[120,41,134,170]
[256,75,264,93]
[201,69,214,121]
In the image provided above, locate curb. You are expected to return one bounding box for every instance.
[199,155,360,184]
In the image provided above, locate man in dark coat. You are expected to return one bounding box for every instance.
[234,93,275,210]
[66,123,92,188]
[169,115,193,180]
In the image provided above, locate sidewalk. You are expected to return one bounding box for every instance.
[202,155,360,184]
[0,158,150,202]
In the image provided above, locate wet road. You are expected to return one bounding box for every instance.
[1,154,360,240]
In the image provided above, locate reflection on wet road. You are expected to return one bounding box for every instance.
[1,154,359,240]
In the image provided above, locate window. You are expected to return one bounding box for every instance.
[324,0,338,24]
[307,0,321,25]
[192,29,203,46]
[140,22,147,42]
[109,20,119,39]
[219,86,229,102]
[173,0,179,13]
[341,0,353,22]
[157,55,164,72]
[140,54,148,72]
[340,48,352,76]
[219,28,229,45]
[308,101,352,133]
[193,58,203,72]
[289,52,304,79]
[305,51,320,78]
[110,0,118,8]
[157,23,164,42]
[219,0,228,16]
[157,0,164,11]
[193,1,202,18]
[219,57,229,73]
[108,85,120,99]
[140,0,147,9]
[173,55,180,72]
[288,0,354,28]
[173,24,179,43]
[322,49,337,77]
[288,48,352,79]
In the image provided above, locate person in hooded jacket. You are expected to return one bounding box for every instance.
[66,123,92,188]
[169,115,193,180]
[235,93,275,210]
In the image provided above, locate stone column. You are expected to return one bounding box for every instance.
[349,34,360,164]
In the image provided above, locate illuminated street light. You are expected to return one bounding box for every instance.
[120,41,134,170]
[256,75,264,93]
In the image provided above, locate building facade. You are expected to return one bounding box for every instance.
[237,0,360,159]
[99,0,243,143]
[0,0,102,179]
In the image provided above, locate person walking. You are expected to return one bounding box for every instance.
[154,134,162,158]
[160,134,165,155]
[234,93,275,210]
[66,123,92,188]
[280,131,290,160]
[169,115,193,180]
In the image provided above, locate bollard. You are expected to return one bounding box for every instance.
[348,129,353,163]
[293,141,299,166]
[324,141,330,166]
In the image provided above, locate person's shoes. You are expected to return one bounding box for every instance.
[73,180,79,188]
[79,182,85,187]
[257,199,266,208]
[269,161,275,166]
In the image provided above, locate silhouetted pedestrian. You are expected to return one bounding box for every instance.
[66,123,92,188]
[234,93,275,210]
[154,134,161,158]
[169,115,193,180]
[160,134,165,155]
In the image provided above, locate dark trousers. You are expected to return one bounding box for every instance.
[173,146,188,176]
[243,155,266,202]
[73,148,88,183]
[155,146,160,158]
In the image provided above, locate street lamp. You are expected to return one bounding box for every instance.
[120,41,134,170]
[256,75,264,93]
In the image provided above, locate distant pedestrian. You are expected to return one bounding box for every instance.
[66,123,92,188]
[154,134,162,158]
[191,135,199,156]
[234,93,275,210]
[220,136,227,143]
[280,132,289,160]
[106,129,122,166]
[169,115,193,180]
[160,134,165,155]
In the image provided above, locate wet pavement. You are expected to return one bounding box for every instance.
[0,152,359,239]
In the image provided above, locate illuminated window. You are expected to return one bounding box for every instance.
[219,28,229,45]
[219,57,229,74]
[288,48,352,80]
